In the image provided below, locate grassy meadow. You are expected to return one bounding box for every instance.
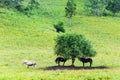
[0,0,120,80]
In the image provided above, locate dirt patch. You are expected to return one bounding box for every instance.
[41,66,108,70]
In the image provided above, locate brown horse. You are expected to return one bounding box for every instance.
[78,58,92,67]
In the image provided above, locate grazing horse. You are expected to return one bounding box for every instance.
[23,60,37,68]
[55,57,67,66]
[78,58,92,67]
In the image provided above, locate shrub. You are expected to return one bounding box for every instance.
[0,0,23,8]
[0,0,40,16]
[54,22,65,33]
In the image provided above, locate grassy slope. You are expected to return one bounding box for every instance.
[0,0,120,79]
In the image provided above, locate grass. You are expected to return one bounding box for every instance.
[0,0,120,79]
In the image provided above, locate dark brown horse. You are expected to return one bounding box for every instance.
[55,57,67,66]
[78,58,92,67]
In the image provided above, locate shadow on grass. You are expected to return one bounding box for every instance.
[40,66,108,70]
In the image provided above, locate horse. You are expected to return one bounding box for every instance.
[23,60,37,68]
[78,58,92,67]
[55,57,67,66]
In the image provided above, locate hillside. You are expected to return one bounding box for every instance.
[0,0,120,79]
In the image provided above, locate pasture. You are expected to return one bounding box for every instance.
[0,0,120,79]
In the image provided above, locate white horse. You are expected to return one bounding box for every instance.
[23,60,37,68]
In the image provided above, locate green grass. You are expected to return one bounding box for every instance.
[0,0,120,80]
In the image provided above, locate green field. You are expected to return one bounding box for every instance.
[0,0,120,80]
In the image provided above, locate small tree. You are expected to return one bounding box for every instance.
[54,34,96,66]
[65,0,76,27]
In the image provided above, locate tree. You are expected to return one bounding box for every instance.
[84,0,120,16]
[65,0,76,27]
[0,0,23,8]
[84,0,101,16]
[106,0,120,16]
[54,34,96,66]
[84,0,110,16]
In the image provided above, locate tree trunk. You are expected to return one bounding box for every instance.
[68,17,72,27]
[71,57,75,66]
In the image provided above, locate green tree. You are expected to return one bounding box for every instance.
[54,34,96,66]
[84,0,101,15]
[106,0,120,16]
[0,0,23,8]
[84,0,109,16]
[65,0,76,27]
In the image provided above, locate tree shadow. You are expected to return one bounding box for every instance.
[41,66,109,70]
